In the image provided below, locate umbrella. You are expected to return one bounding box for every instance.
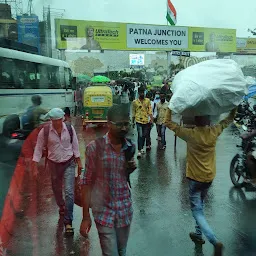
[91,75,110,83]
[77,74,91,82]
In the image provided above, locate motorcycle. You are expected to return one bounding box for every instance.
[230,106,256,188]
[10,129,32,140]
[230,137,255,188]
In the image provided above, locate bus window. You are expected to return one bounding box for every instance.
[48,66,61,89]
[0,57,16,89]
[37,64,49,89]
[59,66,65,89]
[36,64,62,89]
[14,60,37,89]
[65,68,72,89]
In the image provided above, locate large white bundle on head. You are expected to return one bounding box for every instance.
[169,59,247,116]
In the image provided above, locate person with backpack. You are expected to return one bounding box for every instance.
[164,108,237,256]
[32,108,82,236]
[22,95,47,130]
[80,104,136,256]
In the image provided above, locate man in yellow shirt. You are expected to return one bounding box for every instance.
[132,87,153,158]
[164,108,237,256]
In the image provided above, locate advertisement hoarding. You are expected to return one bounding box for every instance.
[55,19,237,53]
[55,19,126,50]
[188,27,236,53]
[237,38,256,54]
[17,15,40,53]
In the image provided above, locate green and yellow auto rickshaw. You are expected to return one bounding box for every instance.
[82,85,113,127]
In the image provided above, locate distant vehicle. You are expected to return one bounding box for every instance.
[0,47,75,136]
[82,85,113,128]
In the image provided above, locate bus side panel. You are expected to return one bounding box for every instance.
[0,89,74,133]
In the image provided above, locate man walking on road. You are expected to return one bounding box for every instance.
[132,87,153,158]
[164,107,237,256]
[156,93,168,150]
[22,95,47,130]
[80,104,136,256]
[32,108,82,235]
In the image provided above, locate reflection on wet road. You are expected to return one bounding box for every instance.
[1,118,256,256]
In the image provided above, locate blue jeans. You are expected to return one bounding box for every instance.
[96,223,131,256]
[136,123,151,150]
[49,159,76,224]
[188,179,218,245]
[156,124,166,146]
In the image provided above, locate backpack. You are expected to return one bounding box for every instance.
[21,106,35,129]
[43,122,73,166]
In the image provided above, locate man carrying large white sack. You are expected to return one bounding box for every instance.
[164,59,247,256]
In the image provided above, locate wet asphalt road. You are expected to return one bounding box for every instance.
[1,118,256,256]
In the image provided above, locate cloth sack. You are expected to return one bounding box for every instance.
[169,59,247,116]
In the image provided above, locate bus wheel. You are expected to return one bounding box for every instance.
[3,115,20,137]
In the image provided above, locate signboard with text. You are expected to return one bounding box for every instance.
[172,50,190,57]
[55,19,126,50]
[188,27,236,53]
[17,15,40,53]
[126,24,188,50]
[55,19,237,53]
[237,37,256,54]
[129,54,145,66]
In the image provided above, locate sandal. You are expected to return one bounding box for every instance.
[65,224,74,236]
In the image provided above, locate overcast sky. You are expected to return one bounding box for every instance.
[32,0,256,37]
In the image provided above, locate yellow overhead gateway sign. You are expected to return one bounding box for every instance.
[55,19,237,53]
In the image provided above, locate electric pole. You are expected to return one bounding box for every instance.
[43,6,65,58]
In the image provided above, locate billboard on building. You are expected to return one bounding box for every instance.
[237,38,256,54]
[55,19,236,53]
[17,15,40,53]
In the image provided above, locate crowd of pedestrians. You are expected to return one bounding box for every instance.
[29,77,236,256]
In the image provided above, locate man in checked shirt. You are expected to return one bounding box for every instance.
[80,104,136,256]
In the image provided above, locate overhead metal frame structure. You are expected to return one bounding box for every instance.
[43,6,65,58]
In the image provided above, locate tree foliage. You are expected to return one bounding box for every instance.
[71,56,104,76]
[148,57,168,76]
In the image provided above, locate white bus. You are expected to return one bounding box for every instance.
[0,47,75,136]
